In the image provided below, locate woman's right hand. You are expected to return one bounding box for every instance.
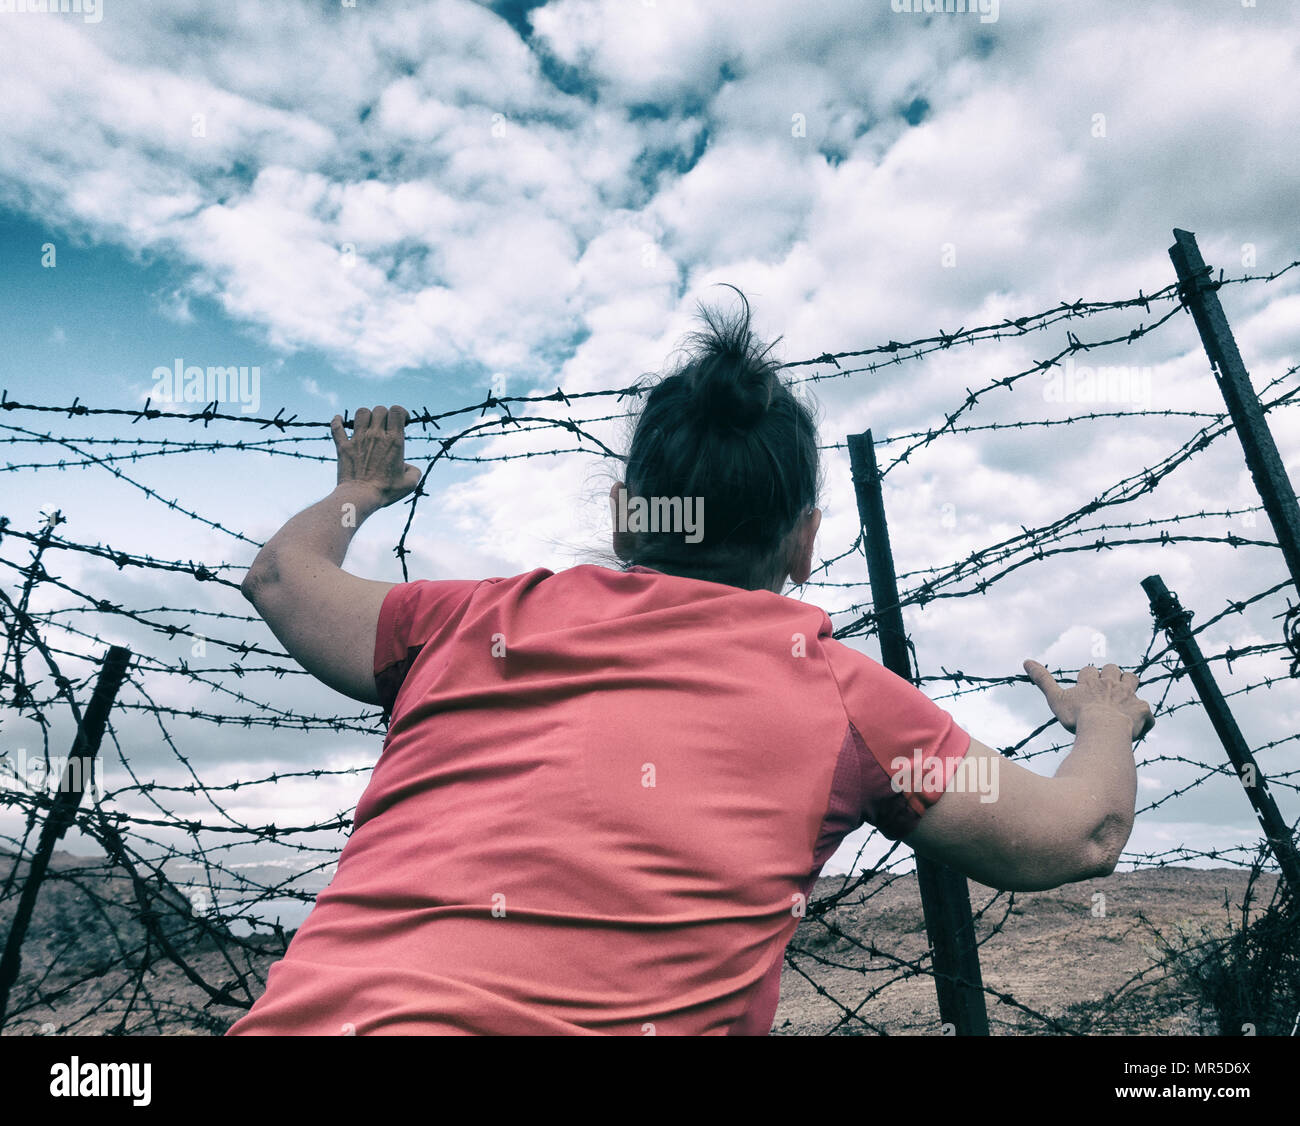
[331,405,422,508]
[1023,659,1156,741]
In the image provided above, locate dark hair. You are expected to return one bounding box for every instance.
[613,285,821,591]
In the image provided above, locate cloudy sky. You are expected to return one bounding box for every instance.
[1,0,1298,920]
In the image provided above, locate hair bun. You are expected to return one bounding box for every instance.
[690,354,774,430]
[681,286,780,431]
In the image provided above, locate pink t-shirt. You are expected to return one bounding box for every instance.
[226,564,970,1036]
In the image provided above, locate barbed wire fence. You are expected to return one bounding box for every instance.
[1,241,1298,1035]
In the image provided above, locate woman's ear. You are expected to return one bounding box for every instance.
[609,481,634,560]
[786,507,822,586]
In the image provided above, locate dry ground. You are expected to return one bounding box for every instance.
[0,849,1280,1035]
[776,867,1281,1035]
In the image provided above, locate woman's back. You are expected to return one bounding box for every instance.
[227,563,970,1035]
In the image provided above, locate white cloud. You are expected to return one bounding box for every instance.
[300,376,339,409]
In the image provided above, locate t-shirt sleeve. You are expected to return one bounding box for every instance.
[373,579,483,715]
[823,639,972,841]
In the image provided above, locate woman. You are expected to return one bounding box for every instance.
[228,291,1154,1035]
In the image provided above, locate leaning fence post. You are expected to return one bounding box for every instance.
[1168,229,1300,597]
[847,431,990,1035]
[1141,575,1300,899]
[0,645,132,1025]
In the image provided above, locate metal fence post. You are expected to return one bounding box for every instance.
[848,431,990,1035]
[1141,576,1300,899]
[0,645,132,1024]
[1169,229,1300,596]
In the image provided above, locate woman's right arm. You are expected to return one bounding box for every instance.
[903,661,1154,892]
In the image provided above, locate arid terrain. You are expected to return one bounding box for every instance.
[0,849,1283,1035]
[775,866,1283,1035]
